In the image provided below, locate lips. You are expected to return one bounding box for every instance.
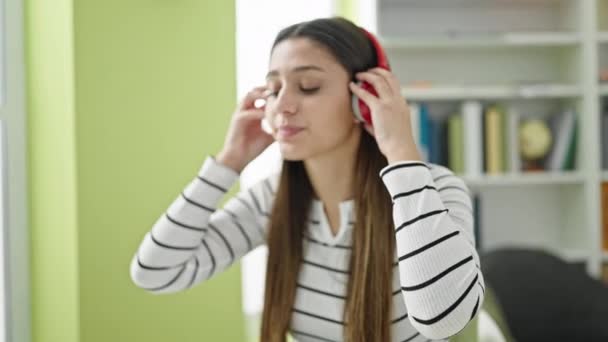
[277,125,305,139]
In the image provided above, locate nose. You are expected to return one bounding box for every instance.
[271,88,298,116]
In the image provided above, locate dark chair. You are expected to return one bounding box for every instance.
[480,247,608,342]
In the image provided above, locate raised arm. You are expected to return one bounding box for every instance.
[381,161,485,340]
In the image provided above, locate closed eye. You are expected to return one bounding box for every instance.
[300,87,320,94]
[267,87,320,97]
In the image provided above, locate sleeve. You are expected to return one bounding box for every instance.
[129,156,276,294]
[379,160,485,340]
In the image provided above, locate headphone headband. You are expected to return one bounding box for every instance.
[359,28,390,70]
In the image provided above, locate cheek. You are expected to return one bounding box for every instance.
[310,93,353,131]
[308,102,356,143]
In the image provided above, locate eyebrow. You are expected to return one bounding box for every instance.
[265,65,325,80]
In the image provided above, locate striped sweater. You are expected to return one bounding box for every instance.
[130,156,485,342]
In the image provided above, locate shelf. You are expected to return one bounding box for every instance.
[461,171,585,187]
[371,0,603,280]
[382,32,581,49]
[401,84,582,101]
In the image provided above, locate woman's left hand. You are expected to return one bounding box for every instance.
[349,68,422,163]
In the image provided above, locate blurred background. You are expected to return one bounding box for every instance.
[2,0,608,341]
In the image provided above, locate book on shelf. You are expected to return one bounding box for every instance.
[462,101,484,177]
[602,100,608,170]
[544,109,577,171]
[429,116,448,166]
[419,103,431,163]
[602,182,608,252]
[409,100,577,176]
[507,108,521,173]
[448,113,464,174]
[481,107,487,173]
[409,103,422,160]
[473,193,482,251]
[600,69,608,83]
[484,105,506,174]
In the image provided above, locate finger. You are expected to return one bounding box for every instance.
[369,68,401,96]
[260,118,274,134]
[240,86,269,109]
[349,81,380,108]
[369,68,411,106]
[239,108,266,120]
[355,71,392,99]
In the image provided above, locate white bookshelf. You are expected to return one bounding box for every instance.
[382,32,581,49]
[361,0,606,278]
[462,172,585,188]
[560,248,591,263]
[401,84,581,101]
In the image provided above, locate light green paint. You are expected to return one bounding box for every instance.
[337,0,358,22]
[26,0,244,341]
[25,0,80,340]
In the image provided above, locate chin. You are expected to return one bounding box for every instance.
[277,142,316,161]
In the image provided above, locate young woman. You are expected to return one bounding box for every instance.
[130,17,485,342]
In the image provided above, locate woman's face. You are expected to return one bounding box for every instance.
[265,37,360,161]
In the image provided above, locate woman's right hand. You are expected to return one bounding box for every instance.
[216,86,275,173]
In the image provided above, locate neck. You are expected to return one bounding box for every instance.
[304,127,361,206]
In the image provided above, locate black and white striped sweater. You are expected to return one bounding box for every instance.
[130,156,485,342]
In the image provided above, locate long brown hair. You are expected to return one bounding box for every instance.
[261,17,395,342]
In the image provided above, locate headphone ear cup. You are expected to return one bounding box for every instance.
[351,92,365,123]
[351,81,377,126]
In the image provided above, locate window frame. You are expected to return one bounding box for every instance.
[0,0,31,341]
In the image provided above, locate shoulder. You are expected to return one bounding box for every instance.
[427,163,471,198]
[238,170,281,214]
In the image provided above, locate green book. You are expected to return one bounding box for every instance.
[484,105,504,174]
[448,113,465,174]
[502,106,510,172]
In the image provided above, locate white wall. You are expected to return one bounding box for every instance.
[235,0,336,328]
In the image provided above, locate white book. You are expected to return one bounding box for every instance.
[507,107,521,173]
[409,103,421,157]
[545,109,575,171]
[462,101,483,177]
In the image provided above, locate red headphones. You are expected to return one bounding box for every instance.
[351,28,391,126]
